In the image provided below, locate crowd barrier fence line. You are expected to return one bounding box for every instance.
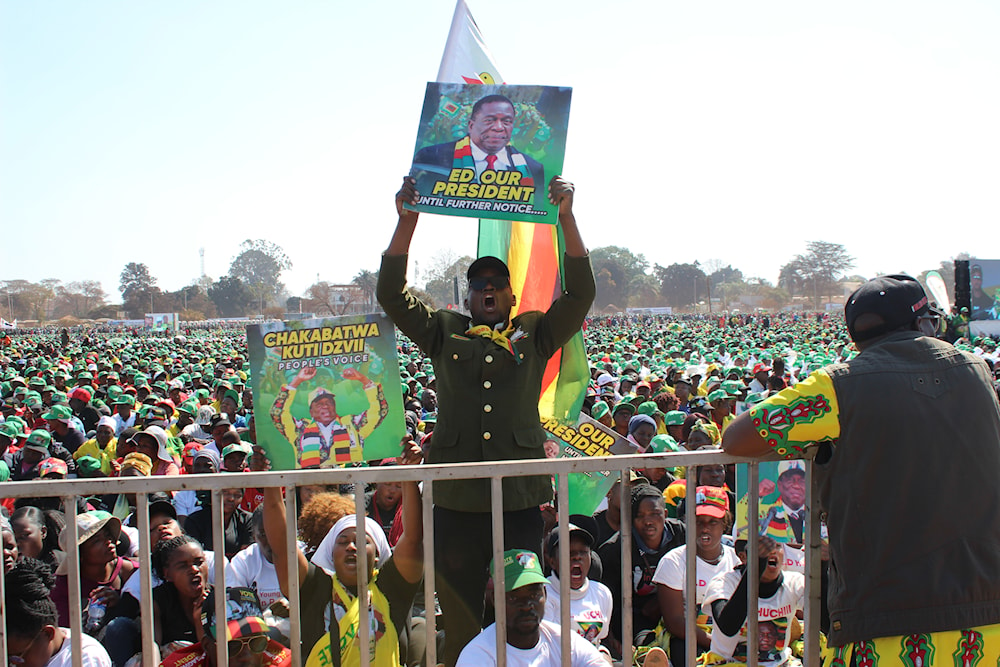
[0,449,821,667]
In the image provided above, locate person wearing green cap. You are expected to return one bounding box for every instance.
[9,428,76,480]
[456,549,606,666]
[113,394,137,435]
[43,403,86,455]
[379,177,595,666]
[610,401,636,437]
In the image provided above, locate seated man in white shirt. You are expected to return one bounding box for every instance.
[542,524,613,659]
[457,549,607,667]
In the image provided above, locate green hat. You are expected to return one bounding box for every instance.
[222,442,252,459]
[42,404,74,421]
[76,456,103,477]
[721,380,744,397]
[178,400,199,415]
[612,401,636,416]
[114,395,135,407]
[637,401,660,417]
[25,429,52,452]
[77,371,93,380]
[491,549,548,593]
[28,377,45,388]
[591,402,610,420]
[707,389,728,404]
[222,389,242,408]
[649,434,679,453]
[0,422,22,440]
[664,410,686,426]
[744,392,766,408]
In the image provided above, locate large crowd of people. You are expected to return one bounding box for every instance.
[2,273,1000,666]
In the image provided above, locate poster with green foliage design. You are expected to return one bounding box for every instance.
[248,314,405,470]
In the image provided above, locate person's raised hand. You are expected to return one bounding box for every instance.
[291,366,317,388]
[395,177,420,224]
[341,368,363,382]
[397,438,423,466]
[249,445,270,472]
[548,176,575,217]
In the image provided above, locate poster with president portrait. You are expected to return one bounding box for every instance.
[541,413,638,516]
[406,82,572,225]
[247,314,406,470]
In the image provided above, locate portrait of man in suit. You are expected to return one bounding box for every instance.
[413,94,544,196]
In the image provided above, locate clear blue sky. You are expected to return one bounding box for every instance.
[3,0,999,301]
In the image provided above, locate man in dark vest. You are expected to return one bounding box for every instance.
[723,275,1000,664]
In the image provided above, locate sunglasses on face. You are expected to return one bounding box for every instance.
[468,276,510,291]
[227,634,269,656]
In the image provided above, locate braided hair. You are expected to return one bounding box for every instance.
[4,557,57,638]
[151,534,202,580]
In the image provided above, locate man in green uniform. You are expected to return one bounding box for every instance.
[377,175,595,666]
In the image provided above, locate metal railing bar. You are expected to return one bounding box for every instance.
[747,463,760,667]
[0,451,774,499]
[355,482,371,667]
[557,472,571,663]
[64,495,82,667]
[135,493,156,667]
[490,476,506,667]
[805,460,822,666]
[211,489,226,667]
[619,469,633,666]
[421,480,437,667]
[283,486,302,667]
[684,466,697,667]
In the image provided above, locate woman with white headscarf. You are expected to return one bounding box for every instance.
[262,441,425,667]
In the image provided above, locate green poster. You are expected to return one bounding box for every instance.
[247,314,406,470]
[406,82,572,224]
[542,413,638,517]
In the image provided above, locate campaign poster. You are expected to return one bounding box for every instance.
[735,460,810,546]
[247,314,406,470]
[541,413,638,516]
[406,82,572,225]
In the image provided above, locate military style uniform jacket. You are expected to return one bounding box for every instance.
[377,252,595,512]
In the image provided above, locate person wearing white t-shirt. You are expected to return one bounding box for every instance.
[542,524,613,652]
[701,536,805,666]
[4,557,113,667]
[457,549,606,667]
[225,507,284,608]
[653,486,740,666]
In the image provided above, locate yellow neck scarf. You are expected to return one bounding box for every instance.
[305,571,399,667]
[466,322,517,358]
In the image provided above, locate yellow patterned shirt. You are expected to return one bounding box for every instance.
[747,370,840,459]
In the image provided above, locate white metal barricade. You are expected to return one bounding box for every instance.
[0,449,821,667]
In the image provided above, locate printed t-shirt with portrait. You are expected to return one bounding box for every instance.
[652,544,741,630]
[701,569,805,666]
[543,574,614,644]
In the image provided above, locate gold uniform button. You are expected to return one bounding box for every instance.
[483,432,491,440]
[485,354,494,363]
[519,353,524,359]
[484,404,492,413]
[483,380,492,389]
[452,354,459,360]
